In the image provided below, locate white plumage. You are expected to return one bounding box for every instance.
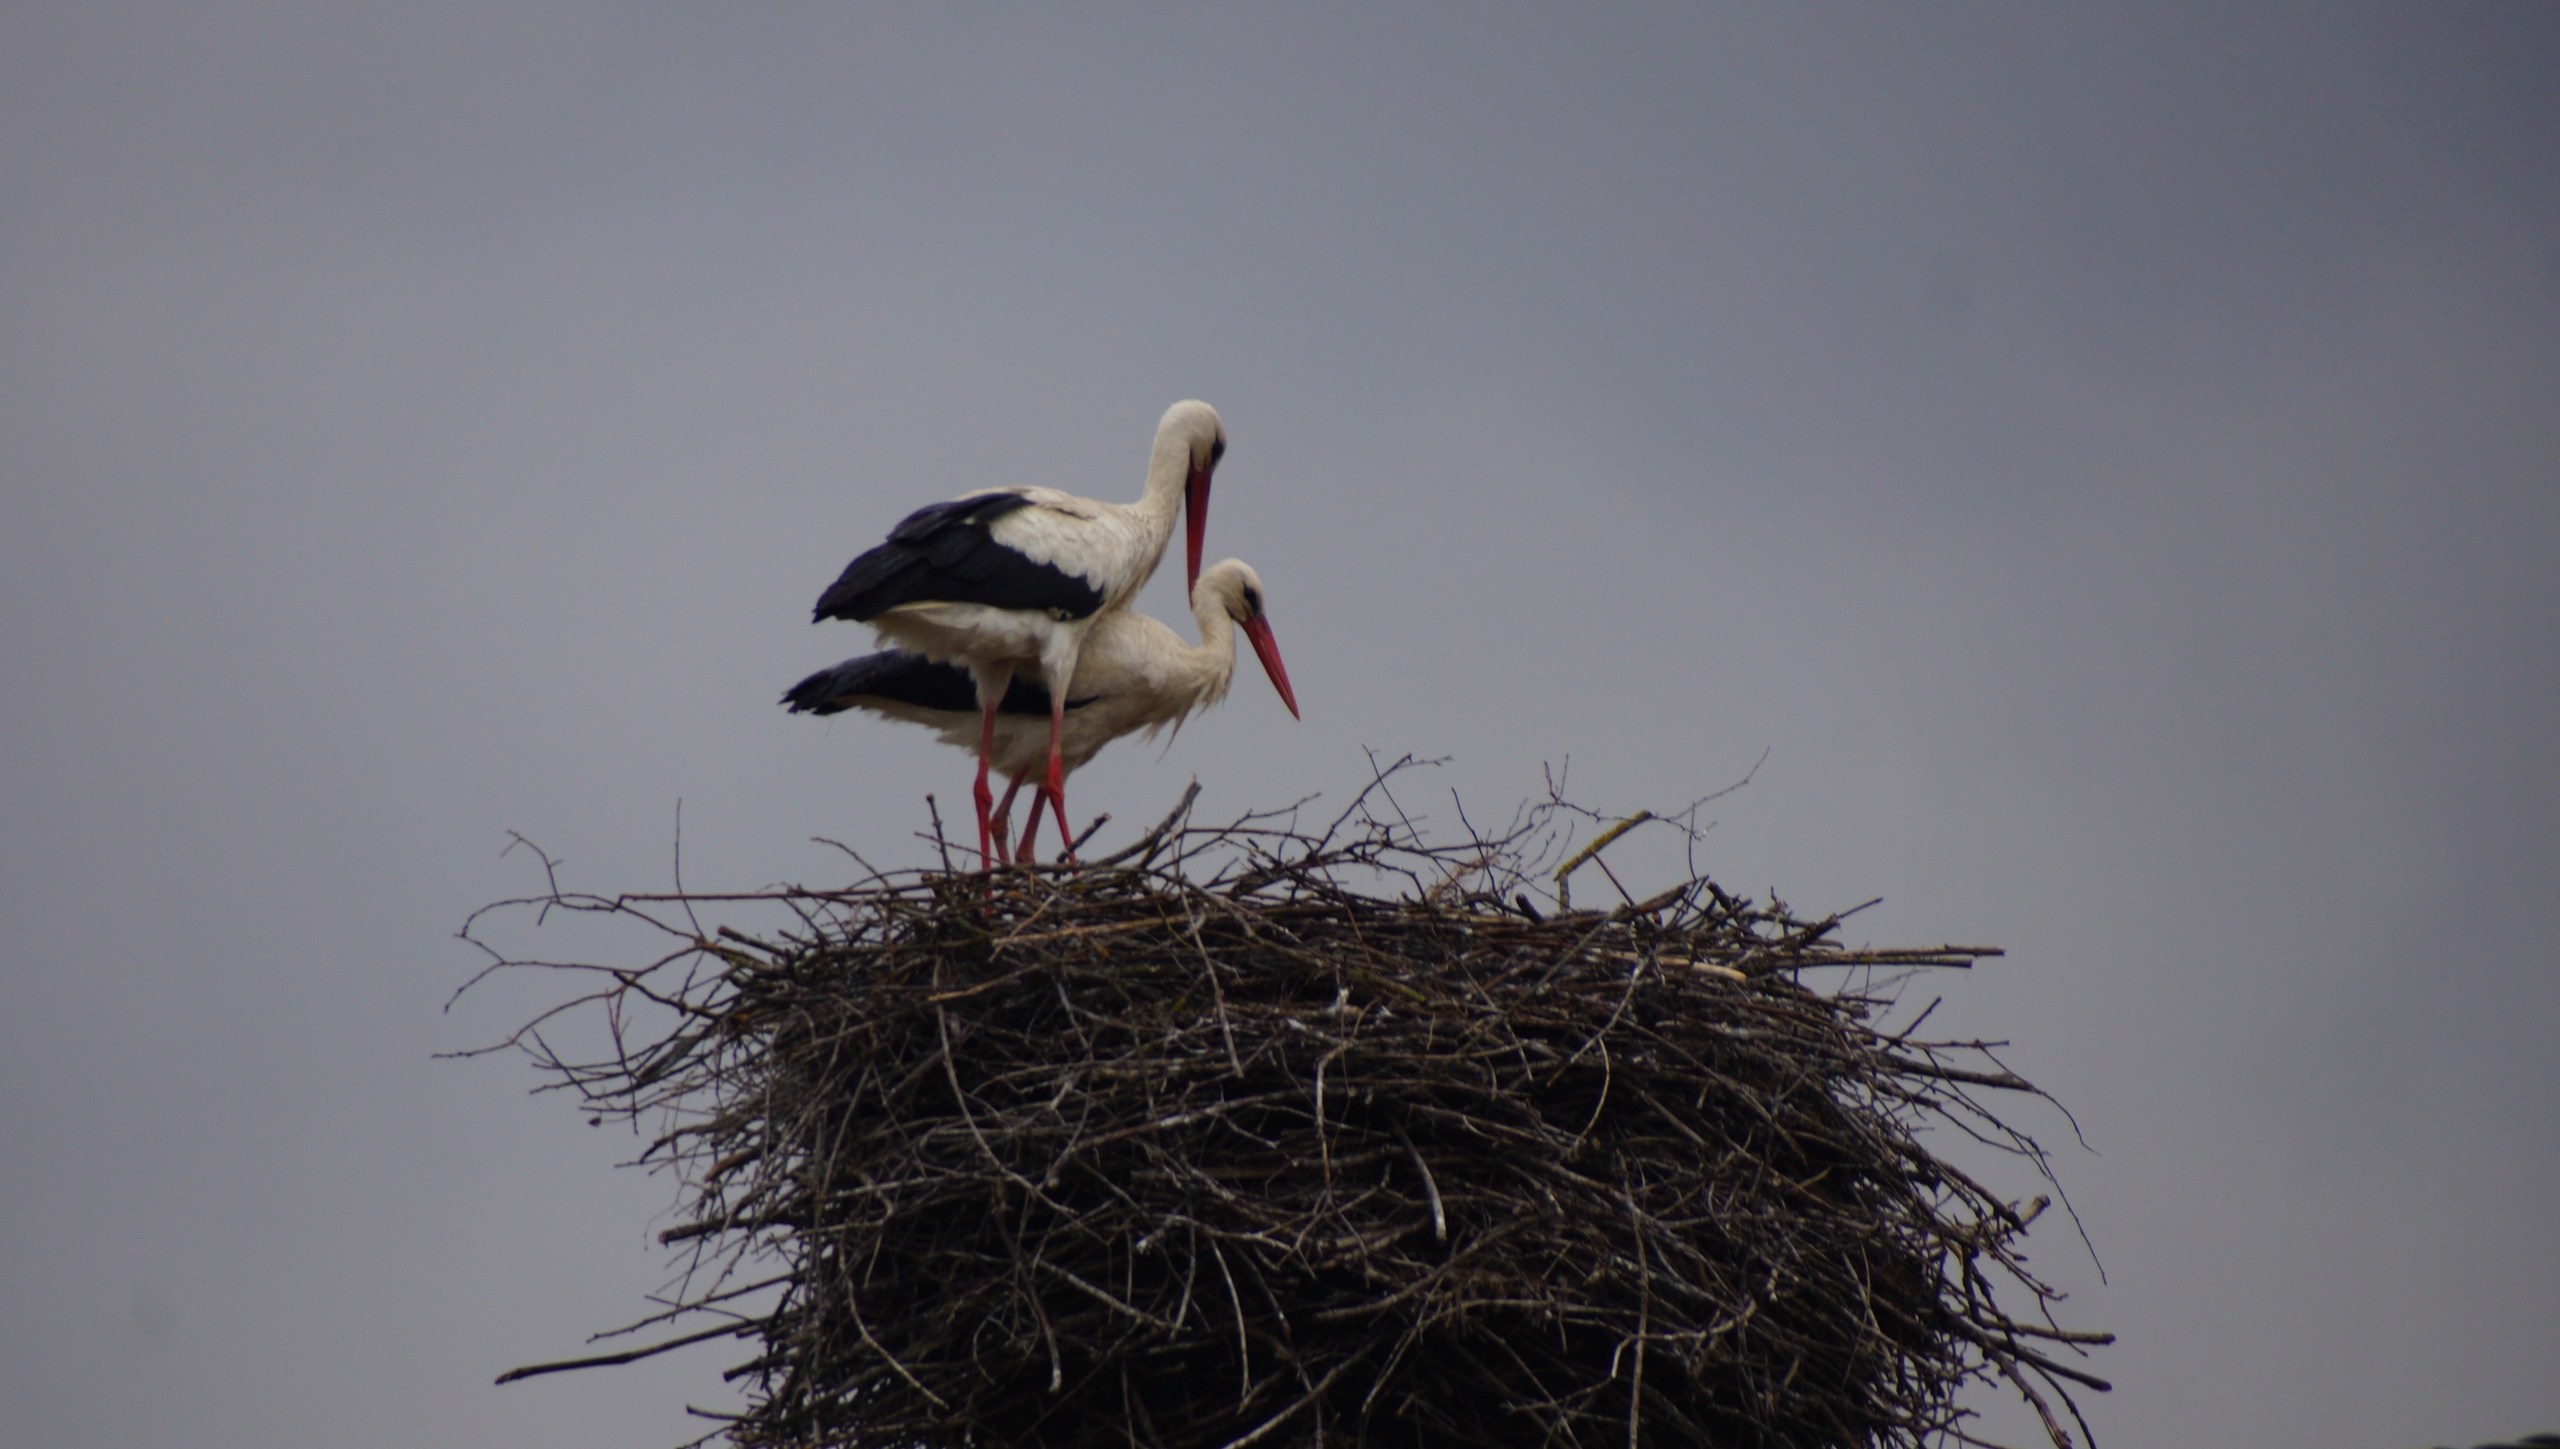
[807,401,1228,863]
[786,560,1300,863]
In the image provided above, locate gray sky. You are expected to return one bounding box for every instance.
[3,6,2554,1446]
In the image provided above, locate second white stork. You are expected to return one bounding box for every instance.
[807,400,1227,865]
[784,558,1300,863]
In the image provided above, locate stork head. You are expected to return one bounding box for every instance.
[1153,400,1225,594]
[1198,558,1299,720]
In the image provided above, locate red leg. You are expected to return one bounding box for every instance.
[1043,787,1074,864]
[990,775,1026,863]
[1013,777,1043,863]
[1044,697,1075,865]
[971,700,999,868]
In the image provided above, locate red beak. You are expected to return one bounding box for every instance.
[1184,465,1212,595]
[1242,616,1300,719]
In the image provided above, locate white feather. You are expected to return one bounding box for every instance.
[886,561,1283,786]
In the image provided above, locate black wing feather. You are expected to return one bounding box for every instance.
[782,651,1097,718]
[813,493,1107,622]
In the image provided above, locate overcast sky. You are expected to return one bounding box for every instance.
[3,6,2555,1447]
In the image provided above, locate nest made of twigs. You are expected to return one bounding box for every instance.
[463,770,2107,1449]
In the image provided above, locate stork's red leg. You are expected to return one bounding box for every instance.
[971,700,1000,868]
[1042,786,1073,865]
[1013,779,1042,864]
[1044,696,1074,865]
[990,775,1026,863]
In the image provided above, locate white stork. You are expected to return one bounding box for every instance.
[808,400,1226,864]
[784,559,1299,863]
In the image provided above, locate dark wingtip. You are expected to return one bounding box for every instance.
[781,665,853,716]
[782,650,988,717]
[811,573,864,624]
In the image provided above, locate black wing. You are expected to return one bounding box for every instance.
[813,493,1107,623]
[782,651,1097,718]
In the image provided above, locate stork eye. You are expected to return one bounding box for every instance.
[1241,586,1263,616]
[1208,437,1226,466]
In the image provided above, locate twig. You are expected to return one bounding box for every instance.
[494,1318,749,1383]
[1554,811,1654,912]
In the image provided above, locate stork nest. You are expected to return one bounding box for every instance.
[460,767,2108,1449]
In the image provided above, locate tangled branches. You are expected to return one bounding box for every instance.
[459,770,2108,1448]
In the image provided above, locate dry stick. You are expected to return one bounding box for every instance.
[1402,1132,1447,1245]
[1067,811,1113,859]
[993,1187,1066,1395]
[1554,811,1654,913]
[1212,1356,1359,1449]
[2000,1358,2078,1449]
[1211,1238,1252,1407]
[1313,1044,1344,1201]
[1624,1183,1651,1449]
[1560,952,1648,1074]
[1171,1220,1201,1332]
[495,1318,750,1383]
[1091,781,1203,869]
[846,1284,955,1410]
[1186,905,1247,1077]
[1034,1256,1180,1332]
[590,1273,790,1338]
[922,793,953,874]
[934,995,1047,1202]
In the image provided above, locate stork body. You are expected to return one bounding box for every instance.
[786,559,1299,862]
[808,401,1226,864]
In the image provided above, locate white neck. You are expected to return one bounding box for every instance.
[1132,424,1194,532]
[1130,400,1217,532]
[1180,586,1241,712]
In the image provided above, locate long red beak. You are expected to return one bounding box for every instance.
[1184,465,1211,594]
[1242,616,1300,719]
